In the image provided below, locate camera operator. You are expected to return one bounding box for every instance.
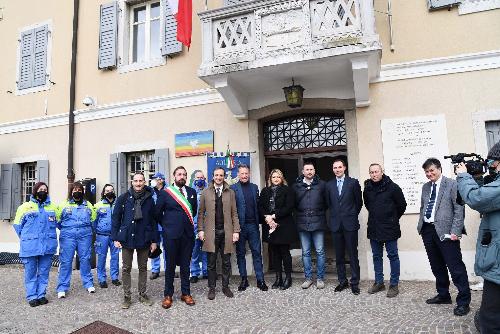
[456,142,500,333]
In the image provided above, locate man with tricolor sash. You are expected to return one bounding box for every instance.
[155,166,198,309]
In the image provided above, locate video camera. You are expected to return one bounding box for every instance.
[444,153,487,176]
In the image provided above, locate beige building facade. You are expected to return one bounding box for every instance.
[1,0,499,280]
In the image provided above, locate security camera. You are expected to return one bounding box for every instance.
[82,96,96,107]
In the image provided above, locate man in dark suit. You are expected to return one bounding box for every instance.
[326,158,363,295]
[155,166,198,309]
[418,158,470,316]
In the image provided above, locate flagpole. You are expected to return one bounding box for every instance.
[205,0,208,10]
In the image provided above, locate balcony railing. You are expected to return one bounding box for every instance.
[199,0,381,76]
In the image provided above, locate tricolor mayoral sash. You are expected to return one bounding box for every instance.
[164,186,194,226]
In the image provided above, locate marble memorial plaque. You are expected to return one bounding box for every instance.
[381,114,451,214]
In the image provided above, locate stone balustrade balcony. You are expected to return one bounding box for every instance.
[198,0,382,118]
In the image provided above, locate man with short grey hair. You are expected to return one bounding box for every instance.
[418,158,470,316]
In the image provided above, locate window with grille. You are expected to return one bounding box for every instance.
[21,162,37,202]
[126,151,156,186]
[263,114,347,152]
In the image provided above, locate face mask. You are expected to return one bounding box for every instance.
[36,191,48,202]
[105,192,116,201]
[194,179,206,188]
[150,179,157,188]
[73,191,83,201]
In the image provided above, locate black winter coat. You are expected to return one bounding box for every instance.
[111,187,160,249]
[292,175,328,232]
[363,175,407,241]
[259,185,298,245]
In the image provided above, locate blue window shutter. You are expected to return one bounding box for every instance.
[110,153,118,191]
[154,149,169,183]
[0,164,13,220]
[11,164,22,214]
[36,160,49,184]
[162,0,182,56]
[98,2,118,69]
[18,29,34,90]
[118,153,128,196]
[33,25,48,87]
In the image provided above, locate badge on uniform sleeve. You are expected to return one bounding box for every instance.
[65,207,72,214]
[48,216,56,222]
[99,208,107,214]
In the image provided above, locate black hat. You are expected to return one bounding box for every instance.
[487,141,500,161]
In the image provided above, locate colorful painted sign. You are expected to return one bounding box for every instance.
[175,130,214,157]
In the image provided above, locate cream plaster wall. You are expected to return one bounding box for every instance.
[374,0,500,64]
[74,0,222,108]
[0,0,73,123]
[357,68,500,254]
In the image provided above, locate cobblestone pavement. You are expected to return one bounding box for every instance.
[0,265,480,334]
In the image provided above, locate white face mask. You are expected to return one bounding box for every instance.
[150,179,157,188]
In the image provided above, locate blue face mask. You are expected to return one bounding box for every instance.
[194,179,206,188]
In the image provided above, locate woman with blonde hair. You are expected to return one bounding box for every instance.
[259,169,297,290]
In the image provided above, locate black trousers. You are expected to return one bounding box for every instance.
[163,232,194,297]
[270,243,292,274]
[480,279,500,333]
[332,227,360,287]
[208,230,231,288]
[421,223,471,306]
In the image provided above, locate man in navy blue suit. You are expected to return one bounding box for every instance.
[156,166,198,309]
[326,158,363,295]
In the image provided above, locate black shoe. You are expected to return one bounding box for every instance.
[426,295,452,305]
[29,299,40,307]
[37,297,48,305]
[99,281,108,288]
[150,272,160,280]
[111,279,122,286]
[280,273,292,290]
[334,281,349,292]
[202,275,208,280]
[454,305,470,316]
[272,272,283,289]
[351,285,360,295]
[190,276,199,283]
[257,280,268,291]
[238,277,249,291]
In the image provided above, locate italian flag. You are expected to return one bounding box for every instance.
[168,0,193,49]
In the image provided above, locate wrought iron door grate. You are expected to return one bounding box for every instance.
[263,115,346,152]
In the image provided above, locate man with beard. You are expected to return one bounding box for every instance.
[156,166,198,308]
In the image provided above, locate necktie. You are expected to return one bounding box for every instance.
[216,188,221,198]
[337,179,343,196]
[425,183,437,219]
[179,187,185,197]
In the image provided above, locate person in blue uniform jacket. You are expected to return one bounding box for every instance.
[93,184,121,288]
[56,182,96,298]
[189,170,208,283]
[13,182,58,307]
[150,172,167,280]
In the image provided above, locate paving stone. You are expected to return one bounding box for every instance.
[0,265,480,334]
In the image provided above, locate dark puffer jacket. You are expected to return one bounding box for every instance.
[363,175,407,241]
[292,175,328,232]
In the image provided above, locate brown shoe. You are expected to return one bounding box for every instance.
[207,288,216,300]
[180,294,195,306]
[222,287,234,298]
[161,296,173,309]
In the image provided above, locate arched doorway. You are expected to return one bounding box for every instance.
[262,113,348,274]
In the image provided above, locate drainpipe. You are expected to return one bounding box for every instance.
[67,0,79,195]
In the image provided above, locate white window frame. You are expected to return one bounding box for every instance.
[21,162,37,203]
[459,0,500,14]
[117,0,165,74]
[15,20,53,96]
[126,150,156,187]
